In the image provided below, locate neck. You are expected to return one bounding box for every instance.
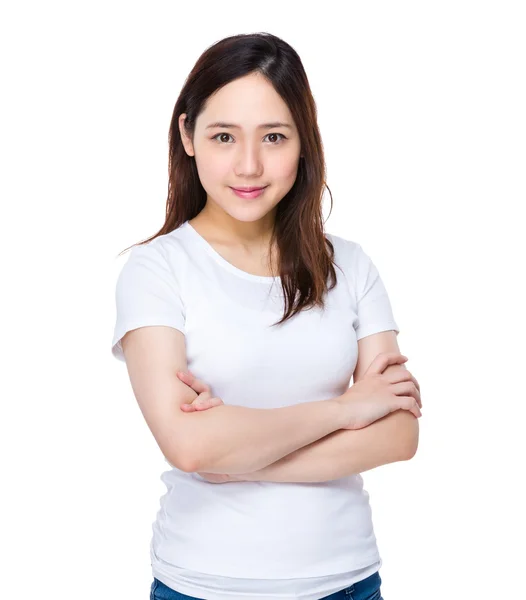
[192,203,277,251]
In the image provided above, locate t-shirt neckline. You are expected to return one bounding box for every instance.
[183,221,281,284]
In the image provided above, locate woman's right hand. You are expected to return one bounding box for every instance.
[336,352,422,430]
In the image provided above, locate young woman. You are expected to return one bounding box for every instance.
[111,32,422,600]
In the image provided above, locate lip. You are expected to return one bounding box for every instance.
[230,186,267,192]
[230,186,268,199]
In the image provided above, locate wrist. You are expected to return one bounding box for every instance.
[328,396,347,430]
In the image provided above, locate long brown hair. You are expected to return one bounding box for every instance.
[119,32,339,327]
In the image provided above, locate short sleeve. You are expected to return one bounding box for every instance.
[111,242,186,362]
[351,242,400,341]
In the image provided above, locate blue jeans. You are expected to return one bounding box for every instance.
[150,570,383,599]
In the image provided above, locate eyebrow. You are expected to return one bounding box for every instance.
[205,121,293,130]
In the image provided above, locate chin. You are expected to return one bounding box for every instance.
[224,209,272,222]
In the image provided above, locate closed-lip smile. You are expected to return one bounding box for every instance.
[230,186,268,192]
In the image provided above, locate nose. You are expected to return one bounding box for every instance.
[234,143,263,177]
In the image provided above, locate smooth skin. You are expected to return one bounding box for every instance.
[177,352,422,483]
[178,353,422,418]
[178,71,302,267]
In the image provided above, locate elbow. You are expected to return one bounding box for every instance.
[179,452,199,473]
[171,417,215,473]
[168,435,201,473]
[169,412,212,473]
[167,449,195,473]
[171,449,199,473]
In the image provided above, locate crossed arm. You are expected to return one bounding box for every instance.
[215,346,418,482]
[227,409,418,483]
[192,332,420,483]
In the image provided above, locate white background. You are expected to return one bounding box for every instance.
[1,1,525,598]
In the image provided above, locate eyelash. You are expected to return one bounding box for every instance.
[211,132,287,145]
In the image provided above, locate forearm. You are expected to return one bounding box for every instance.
[186,399,345,475]
[241,410,419,483]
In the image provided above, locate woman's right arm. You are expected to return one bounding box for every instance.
[121,325,346,475]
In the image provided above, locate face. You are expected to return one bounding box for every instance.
[179,72,302,225]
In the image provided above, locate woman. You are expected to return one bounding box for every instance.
[111,32,422,600]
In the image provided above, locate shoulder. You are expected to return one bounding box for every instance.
[326,230,361,251]
[114,228,191,299]
[325,231,365,269]
[120,225,188,269]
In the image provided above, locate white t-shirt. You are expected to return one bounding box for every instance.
[111,220,399,600]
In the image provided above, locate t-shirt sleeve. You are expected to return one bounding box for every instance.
[351,242,400,341]
[111,242,186,362]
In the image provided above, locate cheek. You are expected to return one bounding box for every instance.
[271,145,301,174]
[271,156,300,183]
[195,153,230,184]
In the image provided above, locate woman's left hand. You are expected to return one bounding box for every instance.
[177,370,243,483]
[177,370,225,412]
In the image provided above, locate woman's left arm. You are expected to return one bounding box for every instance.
[235,409,418,483]
[180,361,420,484]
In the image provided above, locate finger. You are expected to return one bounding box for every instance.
[397,396,421,417]
[181,401,209,412]
[403,374,422,408]
[394,368,421,394]
[382,363,417,391]
[367,352,408,376]
[410,375,421,395]
[400,366,422,405]
[410,405,422,418]
[177,371,210,394]
[383,369,422,407]
[181,399,208,411]
[195,397,224,410]
[390,381,420,403]
[400,374,422,407]
[194,399,214,410]
[181,395,222,412]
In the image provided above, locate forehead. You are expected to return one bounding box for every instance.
[198,74,294,130]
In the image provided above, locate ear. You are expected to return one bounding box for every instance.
[178,113,195,157]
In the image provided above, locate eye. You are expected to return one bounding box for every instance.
[265,132,286,144]
[212,133,234,144]
[211,132,287,144]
